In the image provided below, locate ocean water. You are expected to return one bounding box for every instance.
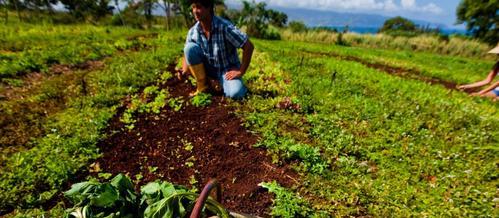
[327,26,468,35]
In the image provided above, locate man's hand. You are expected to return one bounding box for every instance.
[175,67,190,80]
[225,69,243,80]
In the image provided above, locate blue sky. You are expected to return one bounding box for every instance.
[226,0,464,28]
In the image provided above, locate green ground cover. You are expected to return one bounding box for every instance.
[263,40,495,84]
[1,23,497,217]
[237,40,498,216]
[0,25,185,216]
[0,23,154,81]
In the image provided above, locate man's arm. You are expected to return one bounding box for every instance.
[225,39,254,80]
[239,39,254,75]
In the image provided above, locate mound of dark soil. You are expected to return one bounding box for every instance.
[94,75,298,216]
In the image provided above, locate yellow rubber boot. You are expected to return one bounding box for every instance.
[188,63,208,96]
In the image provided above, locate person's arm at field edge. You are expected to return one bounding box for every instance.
[458,69,497,90]
[472,81,499,96]
[225,39,254,80]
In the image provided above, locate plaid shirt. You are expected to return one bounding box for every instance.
[185,16,248,76]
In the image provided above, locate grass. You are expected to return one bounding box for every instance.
[0,23,185,216]
[1,22,498,217]
[0,22,158,80]
[281,29,494,60]
[234,39,498,216]
[258,39,495,84]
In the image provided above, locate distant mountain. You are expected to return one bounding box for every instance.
[271,6,447,29]
[155,3,464,34]
[224,3,448,30]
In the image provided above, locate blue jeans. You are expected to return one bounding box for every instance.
[493,87,499,96]
[184,42,247,99]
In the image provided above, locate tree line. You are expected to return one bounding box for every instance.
[377,1,497,45]
[0,0,287,39]
[0,0,497,45]
[0,0,193,28]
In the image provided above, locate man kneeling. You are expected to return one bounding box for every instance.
[181,0,254,99]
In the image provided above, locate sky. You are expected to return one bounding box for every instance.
[226,0,464,28]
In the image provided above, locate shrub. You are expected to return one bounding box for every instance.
[288,21,307,33]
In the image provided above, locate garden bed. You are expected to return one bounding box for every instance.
[93,75,298,216]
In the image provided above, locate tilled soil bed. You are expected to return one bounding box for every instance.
[93,75,297,216]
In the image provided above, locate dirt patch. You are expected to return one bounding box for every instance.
[277,97,301,111]
[126,32,159,41]
[0,59,107,151]
[303,50,479,94]
[92,74,298,216]
[344,56,471,92]
[50,60,105,75]
[1,60,105,99]
[0,50,19,54]
[0,32,155,85]
[0,58,105,151]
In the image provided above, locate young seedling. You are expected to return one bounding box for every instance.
[190,93,212,107]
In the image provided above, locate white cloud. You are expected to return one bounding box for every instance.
[400,0,442,14]
[227,0,443,15]
[420,3,442,14]
[383,0,398,11]
[401,0,416,8]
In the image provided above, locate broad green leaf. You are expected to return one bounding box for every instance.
[64,182,93,197]
[159,182,178,197]
[143,197,174,218]
[89,184,119,208]
[111,173,137,202]
[64,182,99,204]
[110,173,134,191]
[140,182,164,207]
[141,182,162,195]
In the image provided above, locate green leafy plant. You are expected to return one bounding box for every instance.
[160,71,173,83]
[259,181,314,217]
[168,97,184,111]
[64,174,138,218]
[64,174,230,218]
[121,85,169,129]
[182,139,194,151]
[190,93,212,107]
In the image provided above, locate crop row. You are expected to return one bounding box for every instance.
[0,29,185,216]
[236,39,498,216]
[0,23,151,51]
[0,23,159,81]
[259,40,494,85]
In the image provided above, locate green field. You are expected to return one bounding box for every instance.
[0,23,185,216]
[1,23,498,217]
[243,40,498,216]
